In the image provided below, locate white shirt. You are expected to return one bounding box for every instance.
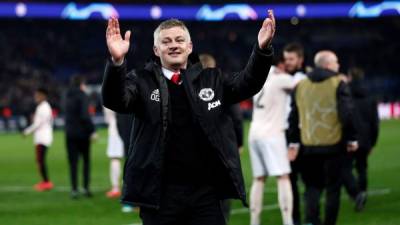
[24,101,53,146]
[104,107,119,137]
[162,67,182,85]
[285,71,307,128]
[249,66,295,139]
[293,71,307,85]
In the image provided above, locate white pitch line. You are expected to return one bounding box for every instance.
[230,188,391,215]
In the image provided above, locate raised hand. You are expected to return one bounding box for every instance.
[106,17,131,64]
[258,9,276,49]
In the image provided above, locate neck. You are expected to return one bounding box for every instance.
[163,63,187,72]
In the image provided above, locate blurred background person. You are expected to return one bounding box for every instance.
[288,50,358,225]
[283,42,307,225]
[64,75,96,199]
[283,43,307,84]
[342,67,380,210]
[248,56,295,225]
[104,107,124,199]
[199,53,244,223]
[23,87,54,192]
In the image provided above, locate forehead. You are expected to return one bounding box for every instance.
[158,26,188,39]
[283,51,300,59]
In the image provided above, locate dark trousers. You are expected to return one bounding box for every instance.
[140,185,226,225]
[290,159,302,225]
[66,136,90,191]
[354,148,369,192]
[342,153,360,199]
[35,144,49,182]
[301,153,343,225]
[221,199,231,223]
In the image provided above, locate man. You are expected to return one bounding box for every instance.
[199,53,244,223]
[102,11,275,225]
[283,42,307,225]
[343,67,380,210]
[283,43,307,85]
[64,75,96,199]
[288,51,358,225]
[248,57,295,225]
[104,107,125,199]
[23,88,54,191]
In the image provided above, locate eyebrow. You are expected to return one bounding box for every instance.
[161,35,185,40]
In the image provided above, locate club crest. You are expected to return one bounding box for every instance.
[198,88,215,102]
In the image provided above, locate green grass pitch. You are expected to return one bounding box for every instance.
[0,120,399,225]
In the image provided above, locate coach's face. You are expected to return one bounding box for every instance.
[154,26,193,71]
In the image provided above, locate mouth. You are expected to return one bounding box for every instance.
[168,52,181,57]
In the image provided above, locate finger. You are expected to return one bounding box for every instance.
[269,9,276,29]
[111,17,117,34]
[109,18,116,36]
[262,18,271,28]
[124,30,131,42]
[115,17,121,35]
[106,19,112,38]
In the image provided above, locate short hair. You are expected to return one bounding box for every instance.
[153,19,191,46]
[70,75,86,88]
[36,87,48,97]
[272,53,284,66]
[314,50,336,68]
[348,67,365,80]
[283,42,304,58]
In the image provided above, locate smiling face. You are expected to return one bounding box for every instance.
[153,25,193,71]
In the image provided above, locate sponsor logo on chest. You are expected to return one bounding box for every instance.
[208,100,221,111]
[150,89,160,102]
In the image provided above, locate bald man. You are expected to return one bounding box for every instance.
[287,51,358,225]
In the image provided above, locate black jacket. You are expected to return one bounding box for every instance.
[64,87,95,139]
[288,68,357,154]
[228,104,243,148]
[102,45,273,209]
[350,80,379,150]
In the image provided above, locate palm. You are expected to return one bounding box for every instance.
[106,17,131,62]
[258,10,276,49]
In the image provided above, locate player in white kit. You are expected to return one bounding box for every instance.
[23,88,54,191]
[104,107,125,198]
[248,61,295,225]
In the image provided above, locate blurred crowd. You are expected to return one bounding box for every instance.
[1,18,399,122]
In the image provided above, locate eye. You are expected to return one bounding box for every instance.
[162,39,171,44]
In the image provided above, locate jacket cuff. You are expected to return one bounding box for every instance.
[255,43,274,56]
[107,57,127,69]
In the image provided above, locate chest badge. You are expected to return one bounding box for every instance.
[198,88,215,102]
[150,89,160,102]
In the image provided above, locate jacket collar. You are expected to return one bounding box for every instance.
[144,53,203,84]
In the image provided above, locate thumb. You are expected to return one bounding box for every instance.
[124,30,131,42]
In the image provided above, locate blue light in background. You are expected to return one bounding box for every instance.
[0,1,399,21]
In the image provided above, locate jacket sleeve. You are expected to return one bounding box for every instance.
[228,104,243,148]
[101,59,140,113]
[288,88,301,144]
[81,95,95,135]
[222,44,273,104]
[337,81,357,142]
[370,98,380,148]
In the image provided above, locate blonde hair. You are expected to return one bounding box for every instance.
[153,19,191,46]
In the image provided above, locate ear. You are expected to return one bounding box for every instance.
[153,45,160,57]
[187,41,193,54]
